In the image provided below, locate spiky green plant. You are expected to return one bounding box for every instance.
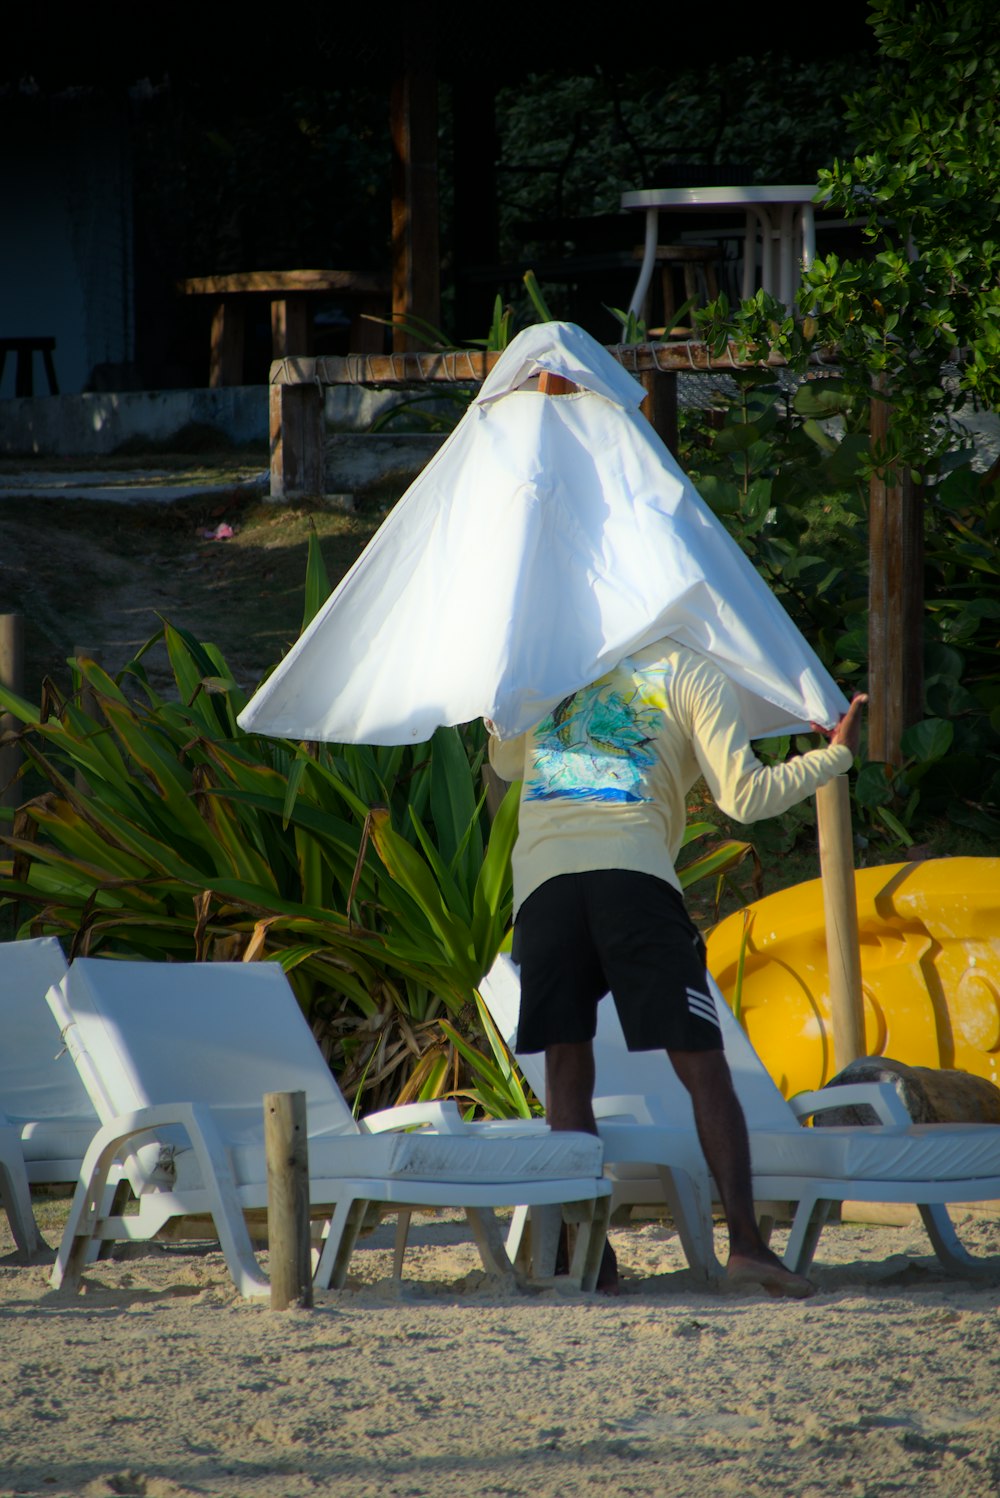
[0,616,522,1109]
[0,530,753,1117]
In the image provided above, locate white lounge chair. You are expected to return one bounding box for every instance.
[0,937,103,1258]
[479,952,1000,1277]
[45,958,611,1298]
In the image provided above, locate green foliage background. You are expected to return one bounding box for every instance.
[493,54,873,259]
[679,367,1000,849]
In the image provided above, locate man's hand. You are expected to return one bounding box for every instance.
[812,694,867,757]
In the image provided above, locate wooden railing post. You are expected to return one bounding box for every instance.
[270,382,323,501]
[639,367,680,457]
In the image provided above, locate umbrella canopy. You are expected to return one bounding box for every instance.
[238,322,847,745]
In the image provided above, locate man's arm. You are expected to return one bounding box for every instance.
[678,660,861,825]
[486,724,527,784]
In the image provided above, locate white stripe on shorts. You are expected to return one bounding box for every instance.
[686,988,721,1029]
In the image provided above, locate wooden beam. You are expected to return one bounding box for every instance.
[264,341,840,504]
[178,270,387,297]
[271,351,493,388]
[269,343,837,390]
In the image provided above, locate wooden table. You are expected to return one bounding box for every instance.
[621,185,819,315]
[177,270,388,386]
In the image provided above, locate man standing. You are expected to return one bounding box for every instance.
[238,317,861,1296]
[490,636,865,1296]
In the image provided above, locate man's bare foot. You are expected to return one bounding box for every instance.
[727,1252,816,1299]
[596,1240,620,1296]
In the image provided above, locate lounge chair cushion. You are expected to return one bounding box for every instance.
[17,1118,102,1163]
[750,1121,1000,1185]
[199,1130,604,1194]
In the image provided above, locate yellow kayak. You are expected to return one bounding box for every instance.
[706,857,1000,1098]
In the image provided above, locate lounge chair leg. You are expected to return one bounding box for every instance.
[505,1204,531,1270]
[655,1165,722,1281]
[184,1109,270,1298]
[465,1207,517,1283]
[315,1197,368,1289]
[757,1210,775,1247]
[784,1196,830,1274]
[524,1203,563,1278]
[53,1168,113,1292]
[52,1116,143,1293]
[0,1138,44,1261]
[567,1196,612,1292]
[393,1209,413,1278]
[918,1204,987,1274]
[95,1179,132,1260]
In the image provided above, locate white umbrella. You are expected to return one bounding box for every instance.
[238,322,847,745]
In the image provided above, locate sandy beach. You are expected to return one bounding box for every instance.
[1,1200,998,1498]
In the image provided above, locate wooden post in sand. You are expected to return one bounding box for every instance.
[0,613,24,811]
[816,777,866,1071]
[264,1090,313,1310]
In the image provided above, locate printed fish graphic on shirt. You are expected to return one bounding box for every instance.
[525,669,663,802]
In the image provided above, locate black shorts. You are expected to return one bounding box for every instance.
[512,870,721,1054]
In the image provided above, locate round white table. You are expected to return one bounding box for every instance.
[621,184,819,316]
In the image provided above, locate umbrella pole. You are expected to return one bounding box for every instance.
[816,776,866,1071]
[538,370,578,397]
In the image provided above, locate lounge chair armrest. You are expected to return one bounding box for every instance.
[81,1101,222,1158]
[790,1082,911,1127]
[362,1100,466,1134]
[66,1101,224,1204]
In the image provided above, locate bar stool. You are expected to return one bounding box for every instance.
[0,337,59,397]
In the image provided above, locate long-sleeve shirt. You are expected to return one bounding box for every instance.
[489,638,852,917]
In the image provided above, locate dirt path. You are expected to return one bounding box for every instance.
[0,481,381,700]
